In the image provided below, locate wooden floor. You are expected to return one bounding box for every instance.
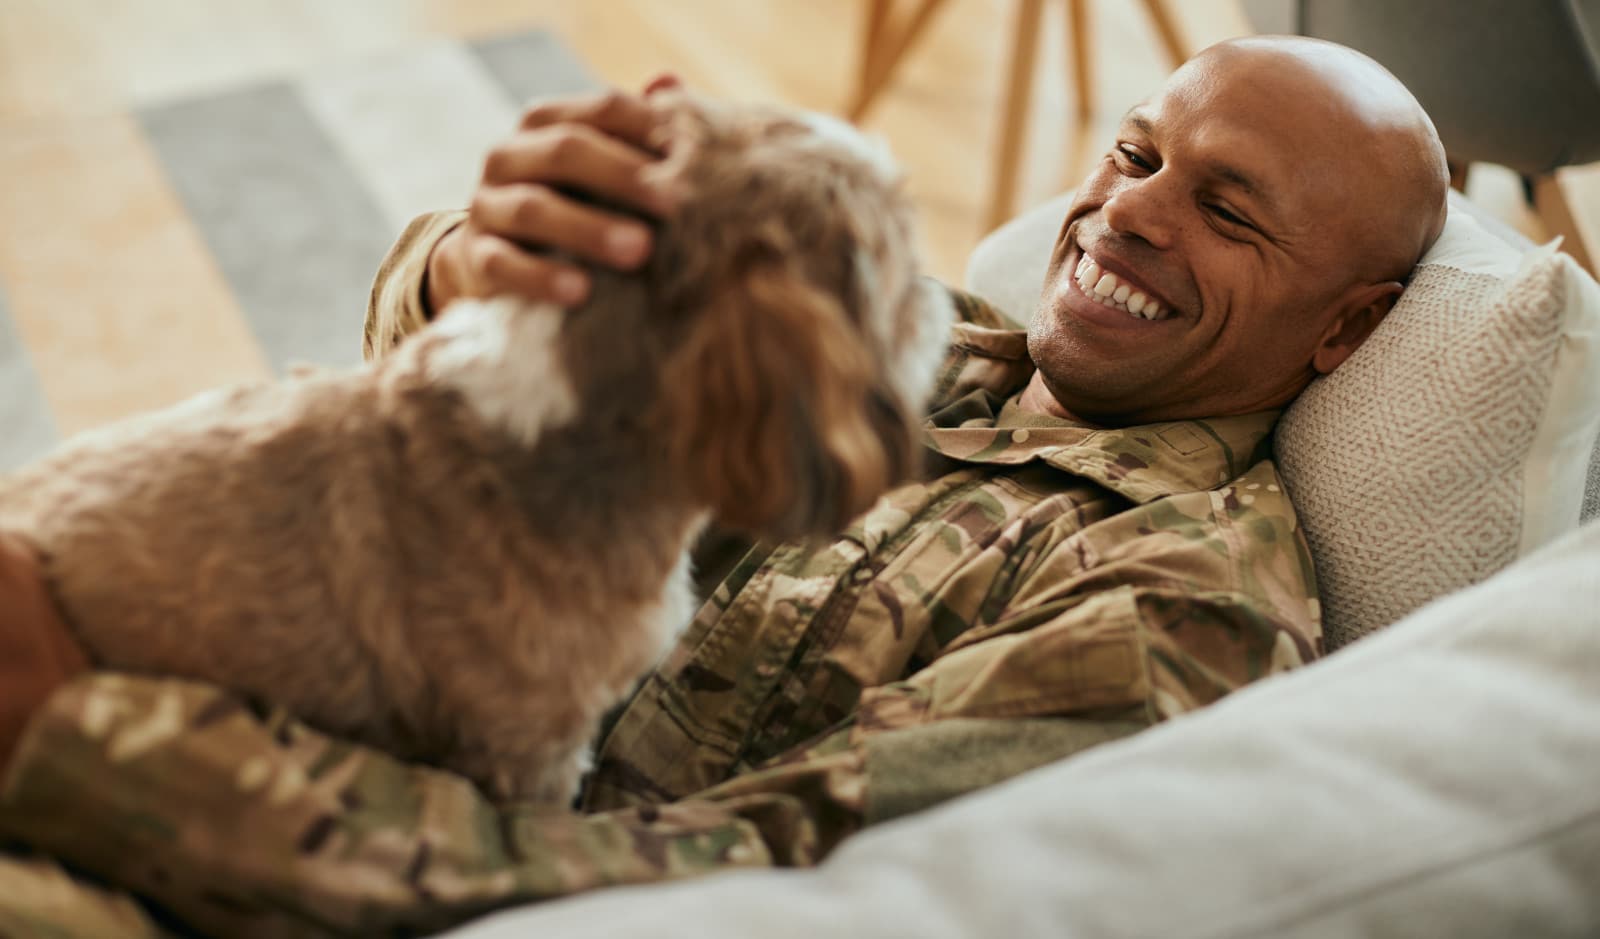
[0,0,1262,283]
[1,0,1596,435]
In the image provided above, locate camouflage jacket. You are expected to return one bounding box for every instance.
[0,212,1322,938]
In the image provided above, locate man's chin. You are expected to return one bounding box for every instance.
[1026,336,1175,427]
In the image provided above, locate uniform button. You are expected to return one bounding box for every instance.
[1011,428,1030,443]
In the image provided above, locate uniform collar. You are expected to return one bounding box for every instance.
[923,324,1279,503]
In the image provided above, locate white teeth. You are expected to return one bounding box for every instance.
[1071,250,1169,321]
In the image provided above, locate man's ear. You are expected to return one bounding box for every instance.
[1311,281,1404,375]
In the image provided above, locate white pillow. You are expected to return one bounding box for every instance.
[1275,211,1600,648]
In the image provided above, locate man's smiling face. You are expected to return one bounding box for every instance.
[1024,38,1448,426]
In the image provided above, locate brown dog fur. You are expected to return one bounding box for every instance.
[0,93,955,803]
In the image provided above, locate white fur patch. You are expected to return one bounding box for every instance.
[889,278,958,410]
[425,297,578,447]
[651,540,701,663]
[798,111,900,183]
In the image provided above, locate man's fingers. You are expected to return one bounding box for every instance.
[465,234,593,307]
[469,184,653,270]
[642,73,684,97]
[518,89,663,151]
[437,85,681,311]
[481,123,673,217]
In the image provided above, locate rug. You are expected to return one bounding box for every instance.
[0,29,598,471]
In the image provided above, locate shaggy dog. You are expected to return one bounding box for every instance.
[0,92,955,803]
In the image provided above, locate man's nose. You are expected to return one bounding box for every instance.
[1101,175,1180,250]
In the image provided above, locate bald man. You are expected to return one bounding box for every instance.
[1023,36,1449,425]
[0,38,1451,936]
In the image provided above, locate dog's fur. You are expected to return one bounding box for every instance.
[0,93,955,803]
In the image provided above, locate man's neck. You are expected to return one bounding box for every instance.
[1016,373,1104,428]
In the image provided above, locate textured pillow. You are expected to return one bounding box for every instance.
[1275,211,1600,649]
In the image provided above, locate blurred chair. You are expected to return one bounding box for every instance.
[1241,0,1600,273]
[847,0,1189,231]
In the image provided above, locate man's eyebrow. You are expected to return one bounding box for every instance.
[1209,163,1282,219]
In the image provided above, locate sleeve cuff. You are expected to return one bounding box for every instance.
[363,210,468,361]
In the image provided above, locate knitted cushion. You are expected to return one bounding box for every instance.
[1275,211,1600,649]
[1586,430,1600,521]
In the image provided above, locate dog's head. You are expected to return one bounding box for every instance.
[641,93,954,540]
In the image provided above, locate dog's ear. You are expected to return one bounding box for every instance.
[661,261,914,539]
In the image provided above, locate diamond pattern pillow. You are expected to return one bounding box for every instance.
[1275,211,1600,649]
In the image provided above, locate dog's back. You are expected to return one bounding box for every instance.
[0,92,953,801]
[0,369,415,743]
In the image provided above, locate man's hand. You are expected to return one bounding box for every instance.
[0,532,88,777]
[428,80,684,313]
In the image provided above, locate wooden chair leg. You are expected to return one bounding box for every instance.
[1138,0,1189,69]
[985,0,1046,232]
[1066,0,1093,126]
[853,0,891,112]
[1534,172,1596,276]
[846,0,951,122]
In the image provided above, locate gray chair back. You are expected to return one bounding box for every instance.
[1240,0,1600,177]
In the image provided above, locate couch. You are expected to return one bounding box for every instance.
[439,193,1600,938]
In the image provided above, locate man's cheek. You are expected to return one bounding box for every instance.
[1069,166,1121,210]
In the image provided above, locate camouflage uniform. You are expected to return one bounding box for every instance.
[0,211,1321,937]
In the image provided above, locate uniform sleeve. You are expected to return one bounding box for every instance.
[878,459,1322,727]
[363,210,467,361]
[0,675,1146,938]
[0,675,797,938]
[942,282,1023,330]
[0,852,177,938]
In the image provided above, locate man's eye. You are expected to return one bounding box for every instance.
[1116,145,1154,171]
[1208,204,1252,229]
